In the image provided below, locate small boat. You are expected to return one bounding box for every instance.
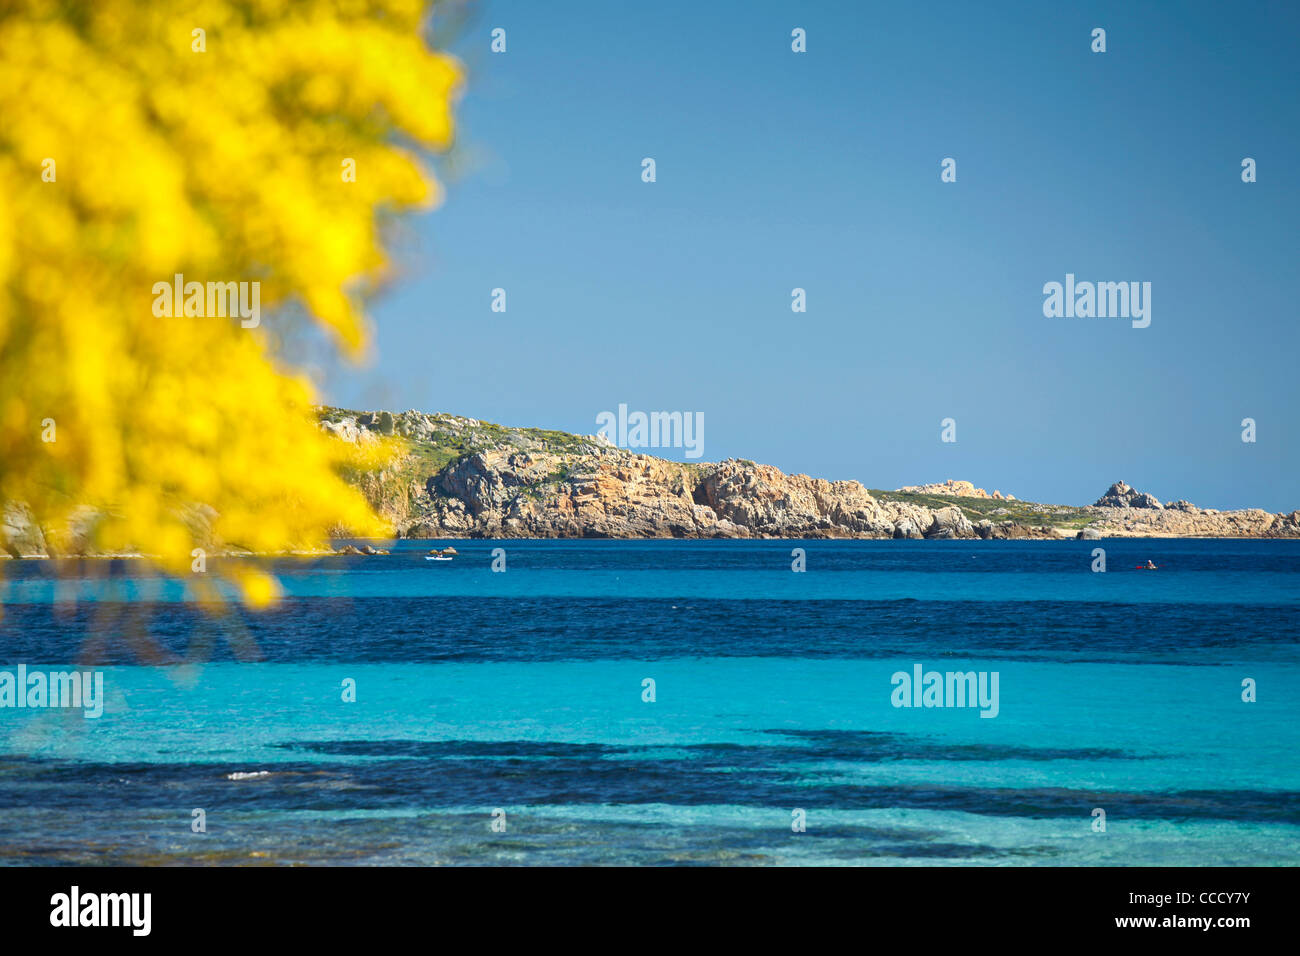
[1135,563,1159,570]
[425,548,454,562]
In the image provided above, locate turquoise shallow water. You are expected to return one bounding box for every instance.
[1,539,1297,865]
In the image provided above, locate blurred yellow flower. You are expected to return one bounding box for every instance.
[0,0,462,594]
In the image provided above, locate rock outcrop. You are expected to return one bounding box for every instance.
[402,451,999,540]
[1079,479,1300,538]
[1,504,46,558]
[896,479,1016,500]
[1084,502,1300,538]
[1093,480,1164,509]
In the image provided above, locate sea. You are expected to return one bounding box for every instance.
[1,538,1296,866]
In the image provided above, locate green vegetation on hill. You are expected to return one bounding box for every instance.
[404,437,470,475]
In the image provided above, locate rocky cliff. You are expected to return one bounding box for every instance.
[6,410,1297,557]
[319,408,1300,541]
[323,408,986,540]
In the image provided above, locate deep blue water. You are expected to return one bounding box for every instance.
[1,539,1297,865]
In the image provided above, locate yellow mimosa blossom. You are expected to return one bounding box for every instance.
[0,0,462,600]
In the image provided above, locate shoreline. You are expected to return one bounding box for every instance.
[4,533,1299,562]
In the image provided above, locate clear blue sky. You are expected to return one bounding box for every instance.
[320,0,1300,511]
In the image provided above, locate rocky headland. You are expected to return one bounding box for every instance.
[6,410,1298,556]
[315,408,1300,543]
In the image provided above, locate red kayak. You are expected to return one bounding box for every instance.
[1135,565,1159,570]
